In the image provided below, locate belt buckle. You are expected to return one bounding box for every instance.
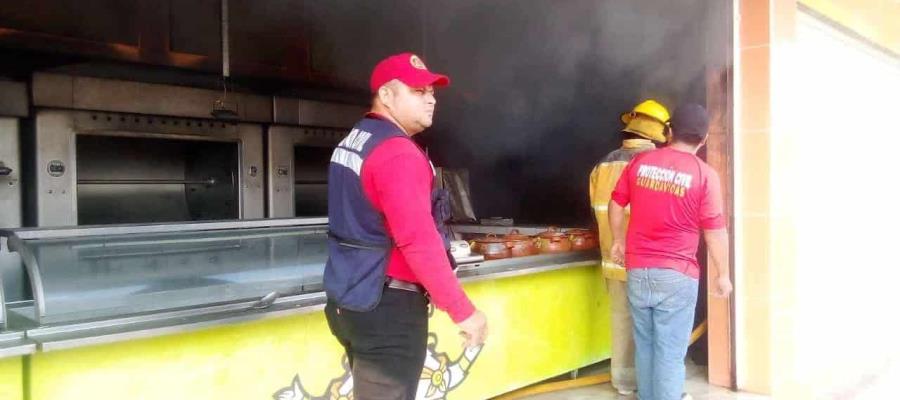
[386,277,424,294]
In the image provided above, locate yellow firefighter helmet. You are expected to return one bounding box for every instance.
[620,99,671,143]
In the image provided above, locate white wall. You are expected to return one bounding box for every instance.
[776,10,900,398]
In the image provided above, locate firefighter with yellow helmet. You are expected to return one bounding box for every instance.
[589,99,670,396]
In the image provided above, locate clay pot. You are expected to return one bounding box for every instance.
[566,228,598,250]
[469,234,512,260]
[503,229,539,257]
[535,227,573,254]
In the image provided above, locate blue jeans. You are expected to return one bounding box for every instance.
[627,268,699,400]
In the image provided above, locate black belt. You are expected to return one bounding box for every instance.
[385,277,425,294]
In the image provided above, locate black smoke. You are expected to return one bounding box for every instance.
[419,0,718,225]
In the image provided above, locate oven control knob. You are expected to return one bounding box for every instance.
[47,160,66,177]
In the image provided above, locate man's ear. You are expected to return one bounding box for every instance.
[377,84,393,106]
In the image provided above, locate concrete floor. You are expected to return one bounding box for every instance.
[517,360,769,400]
[507,354,900,399]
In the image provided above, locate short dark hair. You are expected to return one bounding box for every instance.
[670,104,709,145]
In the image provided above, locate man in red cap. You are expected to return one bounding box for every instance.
[324,53,488,400]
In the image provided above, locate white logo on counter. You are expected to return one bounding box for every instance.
[274,333,482,400]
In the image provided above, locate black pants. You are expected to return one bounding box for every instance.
[325,288,428,400]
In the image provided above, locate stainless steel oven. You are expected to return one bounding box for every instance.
[29,109,264,227]
[267,125,344,218]
[266,98,364,218]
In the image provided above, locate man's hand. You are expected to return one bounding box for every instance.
[457,309,488,348]
[610,240,626,266]
[608,200,628,266]
[712,275,733,298]
[704,229,731,298]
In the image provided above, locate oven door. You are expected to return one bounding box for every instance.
[32,110,264,227]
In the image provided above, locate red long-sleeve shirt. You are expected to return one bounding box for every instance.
[359,126,475,323]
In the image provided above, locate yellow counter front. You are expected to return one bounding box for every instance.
[24,262,610,400]
[0,356,23,400]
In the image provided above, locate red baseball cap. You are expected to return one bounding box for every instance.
[369,53,450,93]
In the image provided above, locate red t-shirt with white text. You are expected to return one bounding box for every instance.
[611,147,726,278]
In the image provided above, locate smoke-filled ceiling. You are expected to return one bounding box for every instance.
[0,0,726,225]
[418,0,719,225]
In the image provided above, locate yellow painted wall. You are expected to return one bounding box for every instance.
[737,0,900,397]
[800,0,900,54]
[0,356,23,400]
[770,8,900,399]
[26,263,611,400]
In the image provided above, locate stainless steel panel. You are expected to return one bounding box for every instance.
[0,118,21,228]
[456,251,596,284]
[273,96,365,127]
[0,332,35,359]
[34,110,78,227]
[237,124,264,219]
[298,99,365,128]
[267,127,295,218]
[266,126,344,218]
[450,224,556,236]
[2,218,328,240]
[0,81,29,118]
[0,118,26,305]
[24,293,326,352]
[31,73,74,109]
[73,110,241,137]
[33,73,273,123]
[272,96,300,125]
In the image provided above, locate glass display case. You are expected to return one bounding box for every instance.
[1,218,328,328]
[0,241,35,358]
[0,218,593,353]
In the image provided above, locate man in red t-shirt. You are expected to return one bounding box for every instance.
[608,104,732,400]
